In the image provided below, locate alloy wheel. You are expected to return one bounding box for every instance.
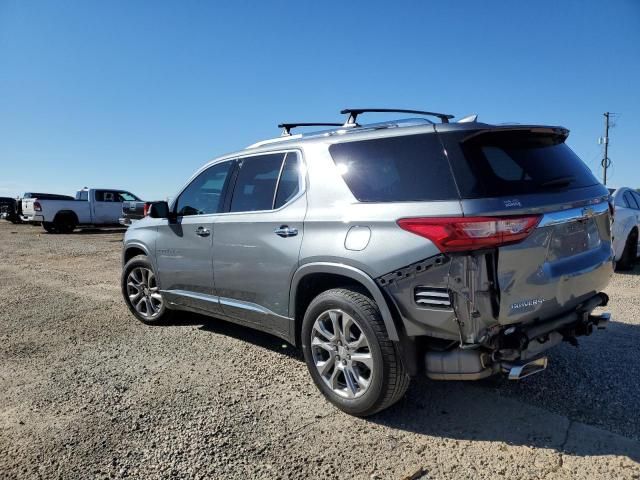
[126,267,163,319]
[310,309,374,399]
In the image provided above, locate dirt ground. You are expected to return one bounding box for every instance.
[0,221,639,479]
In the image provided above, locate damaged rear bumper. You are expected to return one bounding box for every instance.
[424,293,611,381]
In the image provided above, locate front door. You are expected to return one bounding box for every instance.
[212,151,305,335]
[156,160,235,314]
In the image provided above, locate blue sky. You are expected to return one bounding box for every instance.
[1,0,638,200]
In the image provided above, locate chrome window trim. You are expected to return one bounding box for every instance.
[170,148,306,218]
[217,148,306,216]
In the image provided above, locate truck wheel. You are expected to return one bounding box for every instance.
[301,288,410,417]
[616,229,638,271]
[54,213,77,234]
[42,222,57,233]
[121,255,172,325]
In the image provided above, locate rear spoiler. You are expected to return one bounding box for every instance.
[461,126,570,144]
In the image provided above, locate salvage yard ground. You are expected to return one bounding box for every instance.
[0,222,639,479]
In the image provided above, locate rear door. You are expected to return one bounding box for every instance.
[93,190,123,224]
[440,127,613,325]
[212,151,305,335]
[155,160,235,314]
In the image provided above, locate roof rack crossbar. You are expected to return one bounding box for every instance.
[340,108,454,126]
[278,122,344,136]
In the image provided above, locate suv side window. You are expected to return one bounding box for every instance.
[176,160,234,216]
[624,191,639,210]
[329,133,458,202]
[274,152,302,209]
[631,191,640,210]
[230,153,286,212]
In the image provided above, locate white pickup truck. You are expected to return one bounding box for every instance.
[22,188,143,233]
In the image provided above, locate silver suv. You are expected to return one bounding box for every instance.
[121,108,613,416]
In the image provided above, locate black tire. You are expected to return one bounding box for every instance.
[42,222,57,233]
[301,288,410,417]
[54,213,77,234]
[616,229,638,271]
[121,255,173,325]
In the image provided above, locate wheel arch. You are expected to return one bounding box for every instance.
[53,209,79,225]
[123,242,152,265]
[289,262,399,346]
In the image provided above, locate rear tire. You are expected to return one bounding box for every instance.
[616,229,638,271]
[42,222,57,233]
[53,213,77,234]
[301,288,410,417]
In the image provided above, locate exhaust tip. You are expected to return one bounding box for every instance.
[507,357,548,380]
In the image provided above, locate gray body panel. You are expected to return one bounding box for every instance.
[155,215,222,314]
[212,192,306,334]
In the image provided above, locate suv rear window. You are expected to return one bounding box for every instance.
[329,133,458,202]
[444,129,599,198]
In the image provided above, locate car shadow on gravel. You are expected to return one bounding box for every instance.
[369,321,640,463]
[155,311,639,462]
[161,311,303,361]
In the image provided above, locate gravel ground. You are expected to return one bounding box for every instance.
[0,222,639,479]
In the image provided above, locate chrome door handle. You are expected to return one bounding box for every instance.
[274,225,298,238]
[195,226,210,237]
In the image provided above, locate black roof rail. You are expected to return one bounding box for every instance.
[340,108,455,126]
[278,122,344,136]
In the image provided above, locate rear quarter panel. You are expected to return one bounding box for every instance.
[40,200,91,223]
[299,143,463,277]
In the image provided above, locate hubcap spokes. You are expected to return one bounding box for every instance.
[127,267,162,318]
[311,309,373,399]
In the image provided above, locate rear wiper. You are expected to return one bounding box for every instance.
[539,175,575,188]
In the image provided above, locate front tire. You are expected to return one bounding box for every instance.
[301,288,410,417]
[121,255,172,324]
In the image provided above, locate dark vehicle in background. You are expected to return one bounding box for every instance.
[0,197,20,223]
[119,200,151,226]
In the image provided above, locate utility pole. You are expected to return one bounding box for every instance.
[601,112,611,185]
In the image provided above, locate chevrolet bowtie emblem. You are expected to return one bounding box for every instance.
[582,206,595,218]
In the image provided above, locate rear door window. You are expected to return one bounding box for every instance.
[274,152,302,209]
[230,153,286,212]
[95,190,118,202]
[328,133,458,202]
[443,130,600,198]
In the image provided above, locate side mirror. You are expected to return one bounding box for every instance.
[148,201,173,219]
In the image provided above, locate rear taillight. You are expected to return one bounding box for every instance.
[33,201,42,212]
[397,215,542,253]
[143,202,152,217]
